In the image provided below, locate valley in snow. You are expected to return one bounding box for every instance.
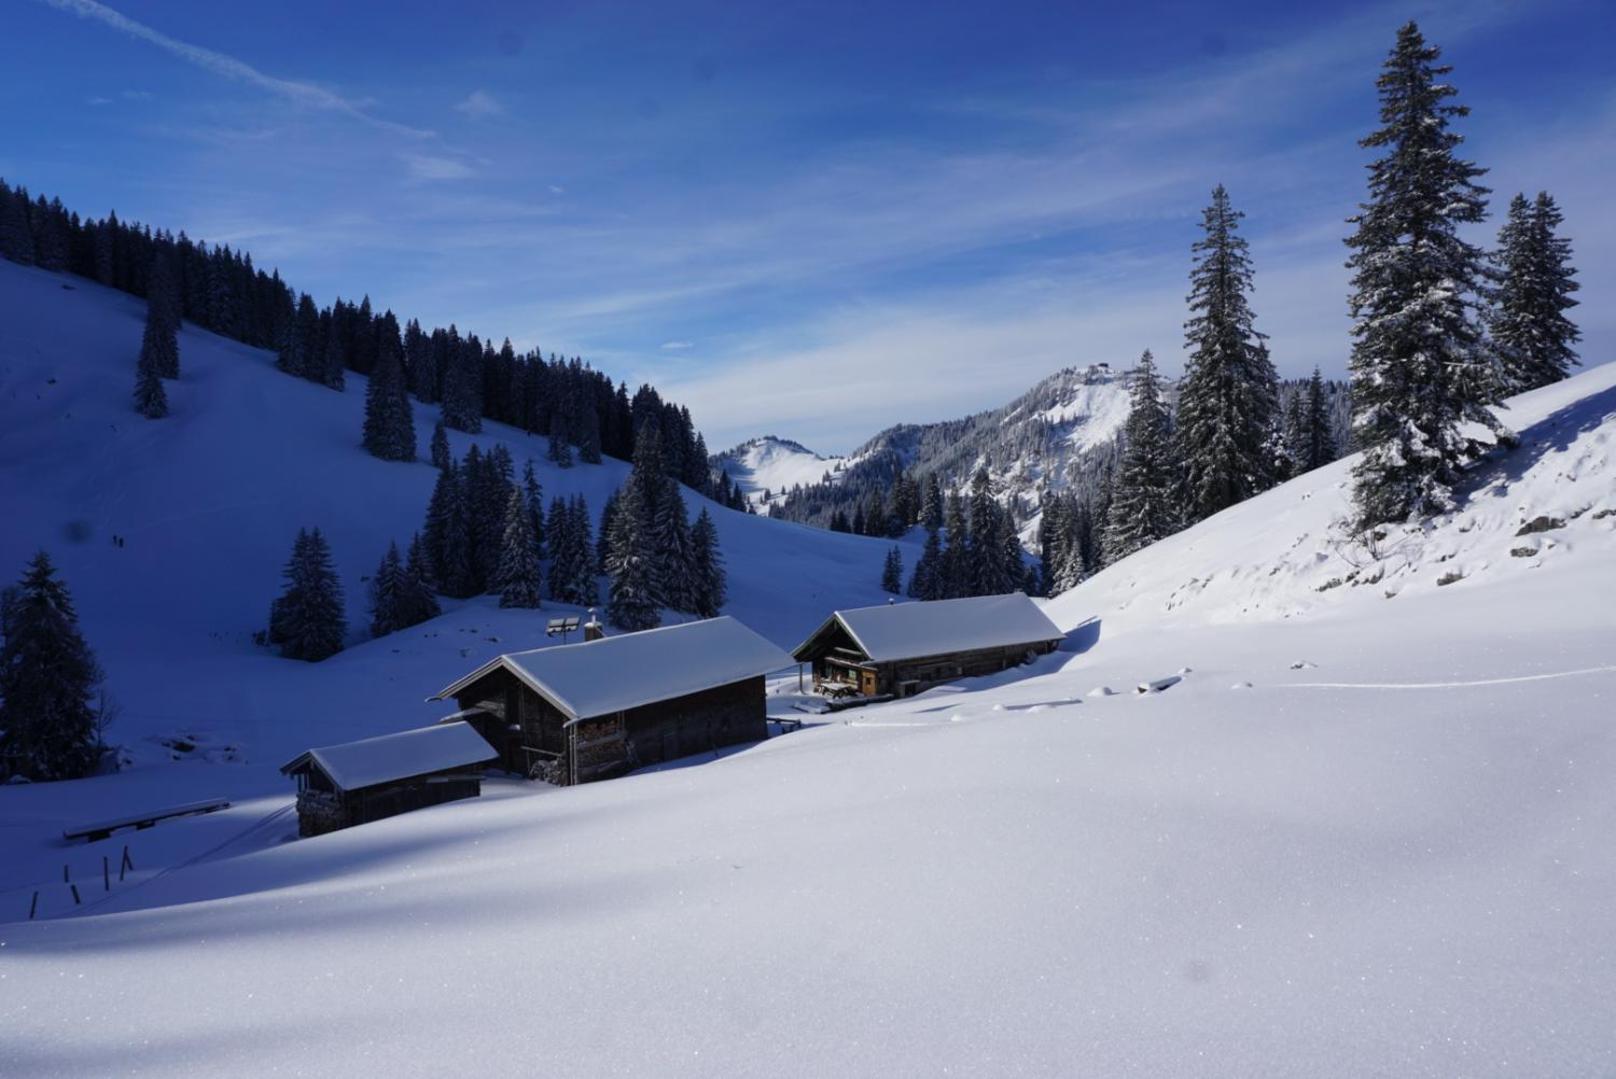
[1,257,1614,1076]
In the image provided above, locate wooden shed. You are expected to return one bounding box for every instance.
[430,616,792,785]
[792,592,1064,699]
[279,721,498,838]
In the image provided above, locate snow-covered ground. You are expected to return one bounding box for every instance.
[2,256,1613,1075]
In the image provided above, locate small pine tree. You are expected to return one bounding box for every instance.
[494,488,543,608]
[133,343,169,419]
[423,464,475,598]
[881,546,903,594]
[399,533,442,628]
[430,422,452,470]
[907,525,943,600]
[0,552,105,781]
[568,496,600,606]
[1103,351,1180,565]
[1490,191,1580,393]
[368,542,406,637]
[689,508,727,617]
[522,460,546,560]
[605,494,660,631]
[267,528,346,661]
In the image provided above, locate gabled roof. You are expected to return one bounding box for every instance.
[432,616,793,724]
[793,593,1063,664]
[279,721,497,792]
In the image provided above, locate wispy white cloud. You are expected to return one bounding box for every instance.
[40,0,434,138]
[660,340,694,351]
[403,154,476,181]
[453,90,503,118]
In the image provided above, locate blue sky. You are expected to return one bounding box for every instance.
[4,0,1612,451]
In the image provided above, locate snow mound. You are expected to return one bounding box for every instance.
[1046,362,1616,636]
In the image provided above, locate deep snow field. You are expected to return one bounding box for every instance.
[1,258,1614,1076]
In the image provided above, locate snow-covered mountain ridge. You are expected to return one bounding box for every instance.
[749,362,1134,528]
[709,434,843,509]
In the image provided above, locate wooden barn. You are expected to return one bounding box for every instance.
[431,616,793,785]
[280,721,498,838]
[793,592,1064,699]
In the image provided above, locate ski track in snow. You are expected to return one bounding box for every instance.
[1279,665,1616,690]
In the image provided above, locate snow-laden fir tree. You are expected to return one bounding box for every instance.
[1296,367,1337,473]
[567,496,600,606]
[494,488,543,609]
[361,318,416,462]
[133,337,169,419]
[277,293,320,380]
[522,460,546,561]
[398,533,441,628]
[0,552,105,781]
[1490,191,1580,393]
[1176,185,1278,523]
[143,252,181,379]
[547,412,574,468]
[941,492,969,598]
[688,508,726,618]
[596,489,619,573]
[423,463,475,598]
[650,481,696,613]
[1345,22,1507,527]
[881,546,903,594]
[267,528,346,661]
[605,427,667,630]
[429,421,451,471]
[907,525,943,600]
[439,330,482,432]
[1103,351,1180,565]
[368,541,407,637]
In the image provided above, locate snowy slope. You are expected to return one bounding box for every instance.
[0,259,916,858]
[709,434,843,508]
[2,301,1612,1077]
[1047,362,1616,636]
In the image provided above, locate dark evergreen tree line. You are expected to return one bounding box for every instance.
[0,178,720,485]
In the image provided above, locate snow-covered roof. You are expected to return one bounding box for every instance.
[794,593,1063,664]
[433,616,793,724]
[280,722,498,792]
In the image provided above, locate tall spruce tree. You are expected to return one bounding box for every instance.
[361,320,416,462]
[133,339,169,419]
[568,496,600,606]
[689,508,727,618]
[1103,351,1180,565]
[494,488,543,608]
[881,546,903,594]
[1490,191,1580,393]
[1346,22,1505,527]
[0,552,104,781]
[1177,185,1278,522]
[399,533,442,627]
[1299,367,1337,472]
[423,463,475,598]
[604,429,666,630]
[907,524,943,600]
[267,528,346,661]
[143,252,181,379]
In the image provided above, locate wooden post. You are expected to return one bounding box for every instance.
[122,847,134,875]
[103,855,110,892]
[69,884,81,906]
[29,891,38,920]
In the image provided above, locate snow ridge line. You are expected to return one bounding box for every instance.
[1278,665,1616,691]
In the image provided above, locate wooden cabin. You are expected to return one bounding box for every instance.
[431,616,793,785]
[279,721,498,838]
[792,593,1064,699]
